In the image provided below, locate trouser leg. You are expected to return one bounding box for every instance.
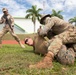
[9,29,25,48]
[48,38,63,56]
[57,45,75,65]
[0,28,7,47]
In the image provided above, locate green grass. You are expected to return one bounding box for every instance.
[0,34,76,75]
[0,45,76,75]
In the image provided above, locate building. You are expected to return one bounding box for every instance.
[0,17,41,34]
[14,17,41,34]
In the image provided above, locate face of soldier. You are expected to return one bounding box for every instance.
[25,38,34,46]
[3,11,8,15]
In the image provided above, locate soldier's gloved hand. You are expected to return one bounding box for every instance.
[37,26,42,34]
[38,30,47,37]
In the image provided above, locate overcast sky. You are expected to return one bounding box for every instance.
[0,0,76,21]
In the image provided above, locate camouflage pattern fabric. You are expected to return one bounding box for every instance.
[33,34,76,65]
[57,45,75,65]
[47,26,76,56]
[0,9,25,48]
[34,35,48,55]
[73,44,76,52]
[38,15,76,57]
[48,37,63,55]
[0,13,22,45]
[0,14,14,26]
[72,44,76,58]
[39,16,72,35]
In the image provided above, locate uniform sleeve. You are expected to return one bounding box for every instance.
[0,16,4,24]
[39,20,54,36]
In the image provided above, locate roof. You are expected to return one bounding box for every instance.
[14,17,25,19]
[14,23,25,32]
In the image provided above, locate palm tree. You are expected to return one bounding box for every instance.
[68,17,76,26]
[51,9,63,19]
[25,5,42,33]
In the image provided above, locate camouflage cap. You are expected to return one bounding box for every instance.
[2,8,8,12]
[40,14,51,24]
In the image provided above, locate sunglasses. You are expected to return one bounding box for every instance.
[25,39,28,44]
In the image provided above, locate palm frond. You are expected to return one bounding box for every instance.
[58,10,62,14]
[25,5,42,32]
[25,14,31,19]
[68,17,76,25]
[51,9,63,19]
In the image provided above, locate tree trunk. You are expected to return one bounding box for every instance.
[34,24,35,33]
[33,21,36,33]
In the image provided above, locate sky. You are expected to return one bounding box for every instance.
[0,0,76,21]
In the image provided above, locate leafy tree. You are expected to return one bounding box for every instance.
[25,5,42,33]
[68,17,76,26]
[51,9,63,19]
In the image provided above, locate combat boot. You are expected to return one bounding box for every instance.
[29,52,54,69]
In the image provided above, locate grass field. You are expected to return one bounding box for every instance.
[0,34,76,75]
[0,44,76,75]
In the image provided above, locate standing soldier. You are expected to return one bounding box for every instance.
[0,8,25,48]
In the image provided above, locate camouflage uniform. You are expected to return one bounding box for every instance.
[33,30,56,55]
[33,34,48,55]
[57,45,75,65]
[29,34,76,68]
[39,16,76,56]
[29,15,76,69]
[0,8,25,48]
[33,34,75,62]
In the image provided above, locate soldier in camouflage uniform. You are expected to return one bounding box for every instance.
[25,14,76,68]
[0,8,25,48]
[24,34,76,68]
